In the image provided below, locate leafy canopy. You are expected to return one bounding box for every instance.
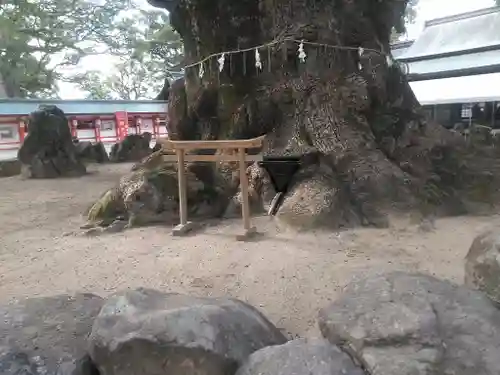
[0,0,182,99]
[0,0,130,97]
[73,9,183,100]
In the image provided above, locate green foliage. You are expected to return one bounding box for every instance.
[73,10,183,100]
[0,0,183,99]
[73,57,181,101]
[72,72,114,100]
[0,0,128,98]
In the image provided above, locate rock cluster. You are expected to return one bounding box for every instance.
[2,272,500,375]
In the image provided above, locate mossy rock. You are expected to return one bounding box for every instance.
[83,161,210,229]
[84,188,126,227]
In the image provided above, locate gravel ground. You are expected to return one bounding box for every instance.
[0,163,496,337]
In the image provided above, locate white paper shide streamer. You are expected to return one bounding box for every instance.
[255,48,262,70]
[358,47,364,71]
[298,41,306,63]
[386,54,394,67]
[218,53,225,72]
[188,40,390,78]
[199,62,205,78]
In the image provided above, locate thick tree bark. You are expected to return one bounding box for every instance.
[151,0,500,229]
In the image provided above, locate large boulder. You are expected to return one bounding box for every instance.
[109,133,152,162]
[235,338,364,375]
[465,230,500,303]
[88,288,287,375]
[0,293,104,375]
[318,272,500,375]
[17,105,86,178]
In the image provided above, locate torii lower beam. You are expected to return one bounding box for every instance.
[159,135,266,240]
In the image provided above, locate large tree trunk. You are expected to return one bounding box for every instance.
[151,0,500,229]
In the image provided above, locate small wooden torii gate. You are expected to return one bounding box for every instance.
[159,135,266,241]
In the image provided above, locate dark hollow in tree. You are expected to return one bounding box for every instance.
[149,0,500,229]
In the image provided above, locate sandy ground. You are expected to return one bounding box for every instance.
[0,163,498,337]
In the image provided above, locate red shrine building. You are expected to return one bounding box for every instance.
[0,99,169,160]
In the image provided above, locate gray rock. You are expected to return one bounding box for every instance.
[92,142,109,163]
[0,347,37,375]
[318,272,500,375]
[17,105,86,178]
[109,134,151,163]
[74,142,109,164]
[0,293,104,375]
[236,338,365,375]
[465,230,500,303]
[88,288,287,375]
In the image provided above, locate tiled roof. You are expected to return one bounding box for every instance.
[401,6,500,59]
[404,49,500,76]
[409,72,500,105]
[0,99,168,116]
[390,40,414,59]
[392,7,500,80]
